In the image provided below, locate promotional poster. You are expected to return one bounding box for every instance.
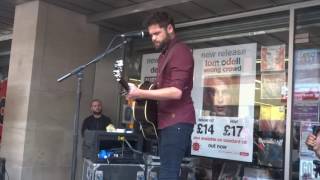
[191,43,257,162]
[140,53,160,83]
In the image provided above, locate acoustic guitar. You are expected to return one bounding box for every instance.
[113,60,158,140]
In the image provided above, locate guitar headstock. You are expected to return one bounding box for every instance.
[113,59,124,82]
[113,59,130,91]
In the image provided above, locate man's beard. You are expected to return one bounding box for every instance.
[154,41,166,50]
[93,111,102,115]
[154,33,170,50]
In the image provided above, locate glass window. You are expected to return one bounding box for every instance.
[292,6,320,180]
[133,11,290,179]
[187,12,289,180]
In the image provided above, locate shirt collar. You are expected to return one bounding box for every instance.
[161,37,178,54]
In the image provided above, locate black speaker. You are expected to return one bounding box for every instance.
[82,131,143,163]
[82,159,146,180]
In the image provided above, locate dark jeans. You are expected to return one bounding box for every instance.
[159,123,194,180]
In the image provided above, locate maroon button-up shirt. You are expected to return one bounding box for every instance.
[155,37,196,129]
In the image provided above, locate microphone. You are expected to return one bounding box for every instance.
[120,30,148,38]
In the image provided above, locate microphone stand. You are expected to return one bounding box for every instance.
[57,39,128,180]
[118,37,128,127]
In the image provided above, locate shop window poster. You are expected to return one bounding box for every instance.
[294,49,320,102]
[299,123,320,180]
[294,68,320,84]
[294,83,320,101]
[260,45,285,72]
[300,122,316,157]
[191,43,257,162]
[140,53,160,83]
[259,105,285,133]
[295,49,320,71]
[256,137,284,168]
[293,103,319,122]
[299,157,320,180]
[261,72,286,99]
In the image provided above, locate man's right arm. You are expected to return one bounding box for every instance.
[127,85,182,101]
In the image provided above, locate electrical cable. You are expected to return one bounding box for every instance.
[123,138,143,155]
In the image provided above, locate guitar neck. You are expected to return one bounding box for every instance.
[119,78,130,91]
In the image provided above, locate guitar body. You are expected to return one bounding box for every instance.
[132,81,158,139]
[113,60,158,140]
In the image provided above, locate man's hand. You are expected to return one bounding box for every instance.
[306,133,320,158]
[126,83,141,100]
[306,134,317,148]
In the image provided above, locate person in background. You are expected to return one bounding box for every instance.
[126,11,195,180]
[305,127,320,158]
[81,99,112,137]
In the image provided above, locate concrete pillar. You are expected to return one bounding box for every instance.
[0,1,99,179]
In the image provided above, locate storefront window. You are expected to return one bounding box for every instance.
[187,12,290,179]
[130,4,320,179]
[134,10,294,179]
[292,6,320,180]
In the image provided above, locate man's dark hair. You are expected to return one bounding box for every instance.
[90,99,102,106]
[143,11,175,31]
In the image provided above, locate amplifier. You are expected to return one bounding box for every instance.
[82,157,196,180]
[82,158,145,180]
[145,155,195,180]
[82,131,143,163]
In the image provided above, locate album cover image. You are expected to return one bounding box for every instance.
[299,122,316,157]
[259,105,285,134]
[261,45,285,72]
[261,72,286,99]
[218,162,241,180]
[257,137,284,168]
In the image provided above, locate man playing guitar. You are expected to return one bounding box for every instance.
[126,11,195,180]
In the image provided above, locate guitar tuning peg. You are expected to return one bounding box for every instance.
[115,59,124,66]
